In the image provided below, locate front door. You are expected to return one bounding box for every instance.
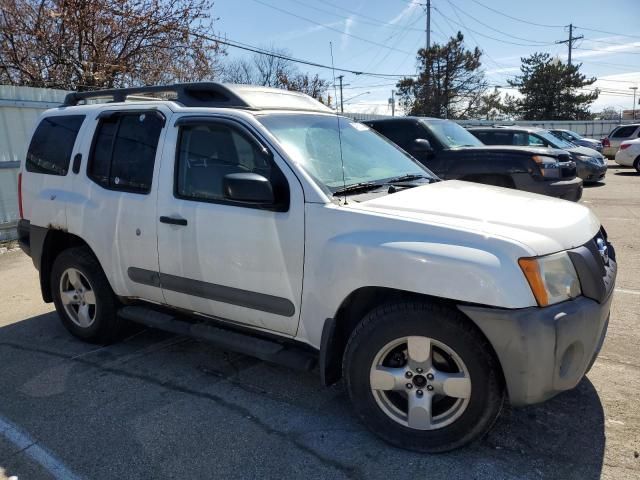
[156,116,304,336]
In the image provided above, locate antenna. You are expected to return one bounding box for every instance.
[329,42,348,205]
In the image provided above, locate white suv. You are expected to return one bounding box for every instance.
[17,83,616,452]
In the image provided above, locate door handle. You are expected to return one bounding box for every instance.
[72,153,82,174]
[159,216,188,226]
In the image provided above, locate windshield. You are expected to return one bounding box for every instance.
[423,119,483,148]
[564,130,582,140]
[258,114,434,191]
[537,130,575,149]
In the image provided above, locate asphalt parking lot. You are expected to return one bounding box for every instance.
[0,161,638,480]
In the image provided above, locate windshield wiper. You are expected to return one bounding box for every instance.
[332,181,381,196]
[384,173,433,184]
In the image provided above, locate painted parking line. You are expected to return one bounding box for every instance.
[615,288,640,296]
[0,415,83,480]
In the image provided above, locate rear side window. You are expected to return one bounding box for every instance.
[611,126,638,138]
[26,115,85,175]
[88,112,163,193]
[474,131,512,145]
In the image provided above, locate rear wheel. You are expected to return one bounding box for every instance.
[51,247,122,343]
[343,301,504,452]
[634,156,640,173]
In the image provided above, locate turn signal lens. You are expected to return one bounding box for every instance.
[519,253,581,307]
[519,258,549,306]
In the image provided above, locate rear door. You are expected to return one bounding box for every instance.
[66,107,170,303]
[155,115,304,336]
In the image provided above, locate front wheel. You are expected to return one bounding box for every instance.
[343,301,504,453]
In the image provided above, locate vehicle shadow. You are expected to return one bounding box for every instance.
[0,313,605,480]
[584,182,606,188]
[615,171,639,177]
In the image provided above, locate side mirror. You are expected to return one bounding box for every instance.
[223,172,274,204]
[412,138,433,155]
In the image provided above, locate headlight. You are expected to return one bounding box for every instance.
[519,252,581,306]
[532,155,562,178]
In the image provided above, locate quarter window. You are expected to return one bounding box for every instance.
[26,115,85,175]
[88,112,163,193]
[176,123,273,202]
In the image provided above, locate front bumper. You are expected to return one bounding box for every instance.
[459,238,616,407]
[524,176,583,202]
[576,160,607,182]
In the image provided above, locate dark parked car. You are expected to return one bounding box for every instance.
[549,129,603,153]
[469,126,607,183]
[364,117,583,201]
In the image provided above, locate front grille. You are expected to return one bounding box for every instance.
[568,228,617,303]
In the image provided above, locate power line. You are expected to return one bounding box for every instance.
[467,0,564,28]
[574,26,640,40]
[445,0,553,46]
[435,8,556,47]
[282,0,424,32]
[248,0,412,55]
[575,47,640,55]
[196,33,417,78]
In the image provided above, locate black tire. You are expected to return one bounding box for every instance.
[343,301,504,453]
[634,156,640,173]
[51,246,122,344]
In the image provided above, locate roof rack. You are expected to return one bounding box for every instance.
[62,82,253,108]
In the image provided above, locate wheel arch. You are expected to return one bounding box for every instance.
[319,287,505,391]
[36,228,100,303]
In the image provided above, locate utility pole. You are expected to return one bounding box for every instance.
[555,24,583,66]
[631,86,638,120]
[337,75,344,113]
[425,0,431,51]
[389,90,395,116]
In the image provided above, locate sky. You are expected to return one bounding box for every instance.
[214,0,640,115]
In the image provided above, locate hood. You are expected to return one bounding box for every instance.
[352,180,600,256]
[568,145,604,158]
[454,145,568,157]
[580,138,601,146]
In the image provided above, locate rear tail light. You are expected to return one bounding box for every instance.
[602,137,610,148]
[18,172,24,219]
[620,143,631,150]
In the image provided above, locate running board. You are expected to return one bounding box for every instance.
[118,306,316,371]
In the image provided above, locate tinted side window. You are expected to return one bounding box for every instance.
[475,131,513,145]
[88,112,163,193]
[26,115,85,175]
[176,123,272,202]
[611,126,637,138]
[527,134,545,146]
[369,122,412,149]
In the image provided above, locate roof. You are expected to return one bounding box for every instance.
[364,116,445,123]
[62,82,333,113]
[467,125,545,132]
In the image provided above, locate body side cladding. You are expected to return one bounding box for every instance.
[127,267,296,317]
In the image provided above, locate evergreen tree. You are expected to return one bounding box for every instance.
[508,53,598,120]
[396,32,488,119]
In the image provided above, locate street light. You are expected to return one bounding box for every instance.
[630,86,638,119]
[343,91,371,104]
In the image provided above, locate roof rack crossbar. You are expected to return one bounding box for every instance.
[62,82,253,108]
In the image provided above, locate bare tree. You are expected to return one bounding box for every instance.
[222,49,330,102]
[0,0,226,90]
